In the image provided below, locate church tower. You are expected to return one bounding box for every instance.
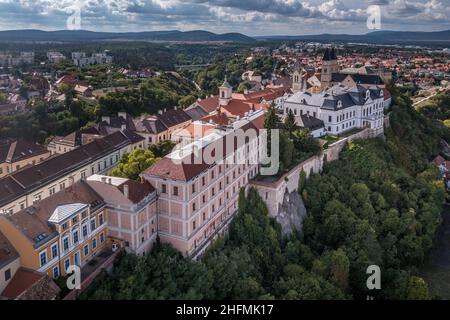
[292,62,302,93]
[219,76,232,106]
[321,47,339,91]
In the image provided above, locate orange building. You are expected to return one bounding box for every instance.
[0,181,108,279]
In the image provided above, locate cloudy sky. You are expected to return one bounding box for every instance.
[0,0,448,35]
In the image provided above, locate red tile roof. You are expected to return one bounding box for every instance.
[1,268,60,300]
[196,96,219,114]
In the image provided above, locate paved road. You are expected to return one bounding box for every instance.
[413,90,441,107]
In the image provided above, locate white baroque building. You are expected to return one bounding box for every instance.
[283,84,385,136]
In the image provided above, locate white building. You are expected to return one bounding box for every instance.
[284,84,385,136]
[47,52,66,64]
[72,52,113,67]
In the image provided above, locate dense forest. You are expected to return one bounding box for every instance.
[81,90,448,300]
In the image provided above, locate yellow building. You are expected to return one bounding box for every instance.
[0,181,108,279]
[0,140,50,178]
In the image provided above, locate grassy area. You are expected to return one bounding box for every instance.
[421,205,450,299]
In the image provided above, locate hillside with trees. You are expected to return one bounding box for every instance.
[82,89,447,300]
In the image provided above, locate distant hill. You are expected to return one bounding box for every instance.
[0,29,256,43]
[257,30,450,45]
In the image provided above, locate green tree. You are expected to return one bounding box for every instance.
[110,148,160,180]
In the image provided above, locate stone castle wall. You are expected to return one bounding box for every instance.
[250,127,379,218]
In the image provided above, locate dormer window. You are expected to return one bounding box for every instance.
[337,100,342,109]
[366,90,370,100]
[380,90,384,97]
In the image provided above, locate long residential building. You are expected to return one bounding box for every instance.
[142,110,266,258]
[0,130,144,215]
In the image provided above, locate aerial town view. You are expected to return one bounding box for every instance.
[0,0,450,313]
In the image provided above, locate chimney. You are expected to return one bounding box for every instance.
[158,110,163,115]
[164,108,167,113]
[108,178,112,185]
[244,89,249,94]
[121,124,126,131]
[101,177,107,184]
[123,184,129,198]
[174,106,177,110]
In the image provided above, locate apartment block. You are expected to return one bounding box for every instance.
[0,130,145,215]
[0,181,108,280]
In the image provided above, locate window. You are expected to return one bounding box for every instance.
[49,187,56,195]
[202,176,206,186]
[63,236,69,251]
[92,238,97,250]
[53,266,59,279]
[99,213,104,226]
[211,170,215,180]
[64,259,70,272]
[203,195,206,204]
[193,221,196,230]
[100,232,105,243]
[4,269,11,281]
[203,212,206,221]
[39,251,47,267]
[192,203,196,212]
[192,184,196,194]
[90,219,96,232]
[72,216,78,224]
[73,230,79,244]
[51,243,58,259]
[173,186,179,196]
[84,244,89,256]
[60,182,65,191]
[82,224,88,238]
[328,116,332,122]
[161,184,167,194]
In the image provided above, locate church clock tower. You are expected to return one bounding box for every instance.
[321,47,339,91]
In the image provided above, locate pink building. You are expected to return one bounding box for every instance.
[86,175,157,256]
[142,112,265,258]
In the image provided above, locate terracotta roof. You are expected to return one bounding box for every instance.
[196,96,219,114]
[200,113,231,126]
[432,155,446,166]
[1,268,60,300]
[4,180,104,246]
[0,231,19,269]
[86,177,155,206]
[144,120,261,182]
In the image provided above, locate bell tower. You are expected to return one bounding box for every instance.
[219,76,232,106]
[321,47,339,91]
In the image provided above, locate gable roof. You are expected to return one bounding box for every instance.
[0,231,19,269]
[49,203,88,224]
[1,268,60,300]
[4,181,103,247]
[0,131,138,208]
